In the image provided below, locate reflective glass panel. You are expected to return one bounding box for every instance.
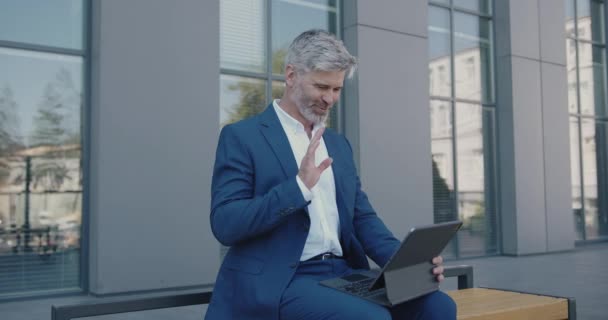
[220,75,266,127]
[454,12,493,103]
[455,103,488,256]
[220,0,266,73]
[566,38,578,114]
[271,0,338,75]
[272,80,286,101]
[577,43,607,117]
[0,0,84,50]
[0,47,83,297]
[453,0,491,14]
[565,0,576,38]
[581,119,600,239]
[576,0,605,43]
[570,117,584,239]
[430,100,456,227]
[595,121,608,237]
[429,6,452,98]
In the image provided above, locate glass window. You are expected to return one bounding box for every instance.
[566,0,608,241]
[577,42,607,116]
[220,75,266,127]
[428,1,497,258]
[0,2,85,299]
[454,13,493,103]
[576,0,605,42]
[570,117,584,239]
[453,0,491,14]
[220,0,342,128]
[271,0,338,75]
[429,6,452,98]
[220,0,266,73]
[0,0,84,50]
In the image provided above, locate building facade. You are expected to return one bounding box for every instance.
[0,0,605,300]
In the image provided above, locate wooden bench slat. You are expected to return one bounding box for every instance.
[447,288,569,320]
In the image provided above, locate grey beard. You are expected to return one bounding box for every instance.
[298,104,328,126]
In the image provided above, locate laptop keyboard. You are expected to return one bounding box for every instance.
[340,278,376,297]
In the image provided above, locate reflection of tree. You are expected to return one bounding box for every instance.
[0,85,22,187]
[432,158,454,222]
[225,50,287,125]
[0,85,21,152]
[272,48,287,74]
[31,68,80,147]
[29,68,81,191]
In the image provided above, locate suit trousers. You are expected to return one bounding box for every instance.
[279,258,456,320]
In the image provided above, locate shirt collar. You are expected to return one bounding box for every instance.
[273,99,324,135]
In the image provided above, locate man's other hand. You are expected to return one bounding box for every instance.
[432,256,445,282]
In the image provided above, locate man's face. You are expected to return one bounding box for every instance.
[288,68,345,125]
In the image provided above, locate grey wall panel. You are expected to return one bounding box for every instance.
[90,0,220,294]
[495,55,518,254]
[343,0,357,30]
[356,0,427,38]
[540,62,575,251]
[511,57,547,254]
[508,0,540,60]
[343,25,360,170]
[538,0,567,66]
[494,0,512,59]
[355,26,432,239]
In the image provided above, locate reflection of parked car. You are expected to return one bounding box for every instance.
[0,228,17,254]
[0,224,59,255]
[56,220,80,250]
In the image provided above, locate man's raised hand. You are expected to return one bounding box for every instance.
[298,127,333,190]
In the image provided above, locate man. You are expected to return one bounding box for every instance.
[206,29,456,320]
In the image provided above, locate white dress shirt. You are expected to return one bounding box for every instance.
[272,100,343,261]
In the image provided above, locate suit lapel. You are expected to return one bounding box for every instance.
[258,104,299,178]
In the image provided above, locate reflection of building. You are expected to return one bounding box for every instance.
[429,47,486,226]
[565,15,608,239]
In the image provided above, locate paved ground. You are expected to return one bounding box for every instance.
[1,242,606,319]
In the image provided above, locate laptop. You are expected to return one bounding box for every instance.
[320,220,462,307]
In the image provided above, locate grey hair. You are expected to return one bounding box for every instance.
[285,29,357,78]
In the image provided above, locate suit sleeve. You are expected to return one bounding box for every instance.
[210,125,309,246]
[344,136,400,267]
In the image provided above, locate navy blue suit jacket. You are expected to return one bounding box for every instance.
[205,105,400,319]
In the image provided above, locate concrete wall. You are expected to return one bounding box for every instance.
[89,0,220,294]
[343,1,433,240]
[495,0,575,255]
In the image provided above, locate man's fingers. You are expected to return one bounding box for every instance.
[433,266,444,275]
[436,274,445,282]
[317,158,333,172]
[432,256,443,265]
[306,138,321,156]
[313,127,325,142]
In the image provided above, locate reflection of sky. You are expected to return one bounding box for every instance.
[0,0,83,50]
[272,0,337,62]
[0,47,83,147]
[429,7,490,60]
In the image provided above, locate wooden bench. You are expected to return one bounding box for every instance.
[51,265,576,319]
[448,288,575,320]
